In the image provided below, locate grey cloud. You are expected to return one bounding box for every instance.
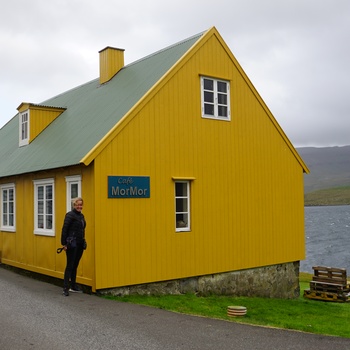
[1,0,349,147]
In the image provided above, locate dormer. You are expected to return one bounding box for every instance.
[99,46,125,84]
[17,103,66,147]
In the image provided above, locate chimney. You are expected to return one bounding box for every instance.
[99,46,125,84]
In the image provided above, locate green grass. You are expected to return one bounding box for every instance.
[305,186,350,206]
[103,273,350,338]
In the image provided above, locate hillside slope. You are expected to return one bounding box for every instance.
[297,145,350,193]
[304,186,350,206]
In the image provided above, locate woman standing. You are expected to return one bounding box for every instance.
[61,197,86,296]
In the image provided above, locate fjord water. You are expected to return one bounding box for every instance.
[300,205,350,273]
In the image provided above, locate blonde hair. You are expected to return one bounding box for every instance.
[72,197,83,207]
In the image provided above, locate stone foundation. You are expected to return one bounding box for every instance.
[100,261,300,299]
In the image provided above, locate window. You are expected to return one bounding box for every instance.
[34,179,54,236]
[65,175,82,212]
[201,77,230,120]
[175,181,190,232]
[19,110,30,146]
[1,184,16,232]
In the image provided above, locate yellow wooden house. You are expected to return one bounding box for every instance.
[0,27,309,296]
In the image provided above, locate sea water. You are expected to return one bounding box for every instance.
[300,205,350,273]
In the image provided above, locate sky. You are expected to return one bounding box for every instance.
[1,0,349,148]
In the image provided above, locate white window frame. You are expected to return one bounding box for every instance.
[174,181,191,232]
[201,76,231,120]
[19,110,30,147]
[34,178,55,236]
[0,183,16,232]
[65,175,82,212]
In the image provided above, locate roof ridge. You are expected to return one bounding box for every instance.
[125,30,206,68]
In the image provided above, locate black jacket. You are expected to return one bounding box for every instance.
[61,209,86,246]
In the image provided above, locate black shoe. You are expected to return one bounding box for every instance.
[69,285,83,293]
[63,288,69,296]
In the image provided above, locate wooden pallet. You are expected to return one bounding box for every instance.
[312,266,347,284]
[309,281,348,293]
[303,266,350,303]
[303,289,348,303]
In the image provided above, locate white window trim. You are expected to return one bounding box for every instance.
[65,175,82,212]
[19,110,30,147]
[0,183,16,232]
[33,178,55,236]
[174,180,191,232]
[201,76,231,121]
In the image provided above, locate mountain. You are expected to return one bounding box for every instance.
[296,145,350,194]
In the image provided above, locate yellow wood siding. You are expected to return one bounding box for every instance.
[29,108,64,142]
[93,34,305,289]
[99,47,124,84]
[0,165,95,287]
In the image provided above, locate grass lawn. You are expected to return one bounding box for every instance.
[103,272,350,338]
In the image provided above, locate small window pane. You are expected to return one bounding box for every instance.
[218,93,227,105]
[38,215,44,228]
[203,79,213,90]
[3,214,8,226]
[46,215,53,229]
[176,214,188,228]
[37,186,44,200]
[46,185,52,199]
[176,183,186,198]
[218,106,228,117]
[217,81,227,93]
[204,104,214,115]
[204,91,214,103]
[46,201,53,214]
[38,201,44,214]
[71,183,78,198]
[176,198,188,212]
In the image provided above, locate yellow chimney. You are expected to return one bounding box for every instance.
[99,46,125,84]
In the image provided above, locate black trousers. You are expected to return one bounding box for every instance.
[63,245,84,288]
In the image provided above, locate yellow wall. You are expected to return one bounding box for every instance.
[93,33,305,289]
[29,107,64,142]
[0,165,95,287]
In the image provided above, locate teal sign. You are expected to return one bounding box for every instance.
[108,176,150,198]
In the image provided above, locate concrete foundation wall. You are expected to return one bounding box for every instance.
[100,261,300,299]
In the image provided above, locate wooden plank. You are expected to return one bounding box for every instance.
[313,266,347,273]
[312,276,347,285]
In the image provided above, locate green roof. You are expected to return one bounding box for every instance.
[0,32,204,178]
